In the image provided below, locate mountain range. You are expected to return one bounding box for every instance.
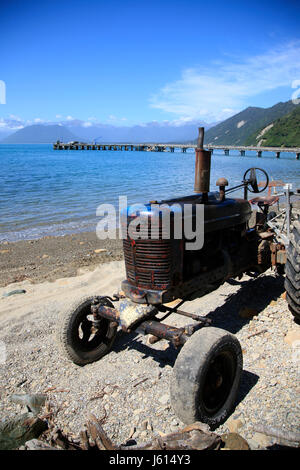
[0,124,78,144]
[1,99,299,146]
[0,120,211,144]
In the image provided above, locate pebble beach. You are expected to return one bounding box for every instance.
[0,252,299,450]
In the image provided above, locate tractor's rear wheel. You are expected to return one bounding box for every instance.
[170,327,243,429]
[285,219,300,323]
[57,296,118,366]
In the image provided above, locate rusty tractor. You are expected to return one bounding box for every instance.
[57,128,300,429]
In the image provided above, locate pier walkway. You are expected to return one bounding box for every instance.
[53,141,300,159]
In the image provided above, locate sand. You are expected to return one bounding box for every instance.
[0,221,299,448]
[0,260,299,449]
[0,231,123,288]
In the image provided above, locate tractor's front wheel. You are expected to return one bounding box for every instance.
[285,219,300,323]
[57,296,118,366]
[170,327,243,429]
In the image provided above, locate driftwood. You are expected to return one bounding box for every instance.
[32,414,221,451]
[5,392,298,451]
[19,411,300,451]
[117,422,221,451]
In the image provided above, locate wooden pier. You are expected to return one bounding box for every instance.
[53,141,300,159]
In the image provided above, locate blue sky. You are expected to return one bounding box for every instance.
[0,0,300,128]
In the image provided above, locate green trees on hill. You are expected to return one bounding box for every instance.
[202,100,300,147]
[248,106,300,147]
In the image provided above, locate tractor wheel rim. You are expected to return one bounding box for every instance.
[200,350,236,415]
[72,305,111,352]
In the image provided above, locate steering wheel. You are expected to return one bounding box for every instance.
[243,167,269,193]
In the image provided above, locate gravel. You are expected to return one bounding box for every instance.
[0,264,299,450]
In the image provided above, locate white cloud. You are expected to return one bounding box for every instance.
[0,117,24,130]
[150,41,300,122]
[9,114,22,121]
[106,115,128,124]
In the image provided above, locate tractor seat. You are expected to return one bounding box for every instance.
[249,195,279,207]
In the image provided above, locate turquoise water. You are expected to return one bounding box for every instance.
[0,144,299,242]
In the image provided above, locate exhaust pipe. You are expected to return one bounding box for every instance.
[194,127,211,199]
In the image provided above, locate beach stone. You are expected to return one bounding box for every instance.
[158,394,169,405]
[221,433,250,450]
[141,420,148,431]
[2,289,26,298]
[225,415,243,433]
[147,421,153,431]
[0,413,47,450]
[94,249,106,254]
[284,330,300,346]
[281,292,287,300]
[24,439,57,450]
[269,378,278,387]
[57,279,70,286]
[11,394,47,414]
[251,353,260,361]
[238,307,258,319]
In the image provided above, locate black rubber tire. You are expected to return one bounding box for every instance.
[57,296,118,366]
[170,327,243,429]
[285,219,300,322]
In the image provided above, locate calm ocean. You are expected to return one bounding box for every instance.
[0,144,299,242]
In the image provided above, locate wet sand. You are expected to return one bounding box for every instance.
[0,231,123,288]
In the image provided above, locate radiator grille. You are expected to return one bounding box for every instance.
[123,238,172,290]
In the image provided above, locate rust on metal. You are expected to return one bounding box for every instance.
[158,304,212,325]
[216,177,228,202]
[137,320,189,347]
[270,242,286,266]
[148,335,161,344]
[276,249,287,264]
[194,127,211,197]
[194,152,211,194]
[97,304,120,323]
[96,304,189,347]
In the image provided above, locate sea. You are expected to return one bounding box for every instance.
[0,144,299,242]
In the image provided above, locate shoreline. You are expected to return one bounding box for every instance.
[0,230,123,288]
[1,199,299,289]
